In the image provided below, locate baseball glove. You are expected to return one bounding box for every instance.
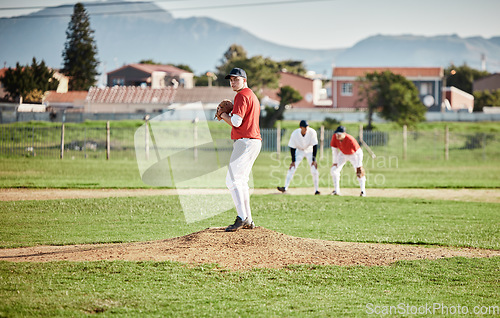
[215,99,233,120]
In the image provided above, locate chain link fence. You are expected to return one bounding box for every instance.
[0,124,498,162]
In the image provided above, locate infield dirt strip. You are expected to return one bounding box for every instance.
[1,187,499,202]
[1,188,499,270]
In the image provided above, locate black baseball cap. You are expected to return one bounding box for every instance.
[225,68,247,79]
[299,120,308,127]
[334,126,346,133]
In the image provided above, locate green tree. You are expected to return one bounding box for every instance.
[222,44,248,63]
[382,82,426,126]
[215,44,247,87]
[194,71,217,87]
[359,71,426,128]
[215,44,281,94]
[277,60,307,76]
[0,58,59,103]
[62,2,99,91]
[444,64,489,94]
[473,89,500,111]
[171,64,194,73]
[216,45,308,95]
[261,85,302,128]
[138,59,161,65]
[138,60,193,73]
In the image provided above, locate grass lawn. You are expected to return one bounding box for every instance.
[0,194,499,317]
[1,119,499,317]
[1,195,499,249]
[1,155,500,189]
[1,258,498,317]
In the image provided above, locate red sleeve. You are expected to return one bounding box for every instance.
[232,93,247,118]
[330,136,338,148]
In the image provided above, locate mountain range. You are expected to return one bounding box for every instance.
[1,0,499,81]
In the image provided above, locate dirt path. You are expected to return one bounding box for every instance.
[1,187,498,270]
[1,187,499,203]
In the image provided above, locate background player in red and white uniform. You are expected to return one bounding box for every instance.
[220,68,262,232]
[330,126,366,197]
[277,120,320,195]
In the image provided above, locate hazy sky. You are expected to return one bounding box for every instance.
[1,0,499,49]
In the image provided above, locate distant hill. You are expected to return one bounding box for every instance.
[1,0,499,81]
[0,1,342,79]
[335,34,500,71]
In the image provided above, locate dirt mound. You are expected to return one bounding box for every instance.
[1,227,498,270]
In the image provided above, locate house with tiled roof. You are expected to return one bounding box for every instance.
[261,71,332,108]
[83,86,235,113]
[107,64,194,89]
[85,86,176,113]
[43,91,88,111]
[332,67,445,111]
[171,87,235,106]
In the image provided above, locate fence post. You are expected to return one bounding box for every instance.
[106,121,110,160]
[444,125,449,160]
[403,125,407,160]
[276,121,281,159]
[60,124,65,159]
[320,125,325,160]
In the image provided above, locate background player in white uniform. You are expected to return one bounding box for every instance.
[277,120,320,195]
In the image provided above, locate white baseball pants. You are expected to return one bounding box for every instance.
[330,148,366,194]
[226,138,262,222]
[284,149,319,192]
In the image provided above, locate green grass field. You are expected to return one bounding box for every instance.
[1,154,500,189]
[0,195,499,317]
[1,195,499,249]
[1,258,498,317]
[0,121,499,317]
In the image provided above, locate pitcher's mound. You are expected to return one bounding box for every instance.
[1,227,498,270]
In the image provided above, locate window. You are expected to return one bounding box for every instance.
[419,82,433,95]
[341,83,353,96]
[112,78,125,86]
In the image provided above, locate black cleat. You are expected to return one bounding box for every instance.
[277,186,286,193]
[225,216,245,232]
[315,191,321,195]
[360,191,366,197]
[331,191,340,196]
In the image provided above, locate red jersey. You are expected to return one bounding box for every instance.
[231,87,261,140]
[330,133,360,155]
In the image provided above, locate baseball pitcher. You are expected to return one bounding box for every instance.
[218,67,262,232]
